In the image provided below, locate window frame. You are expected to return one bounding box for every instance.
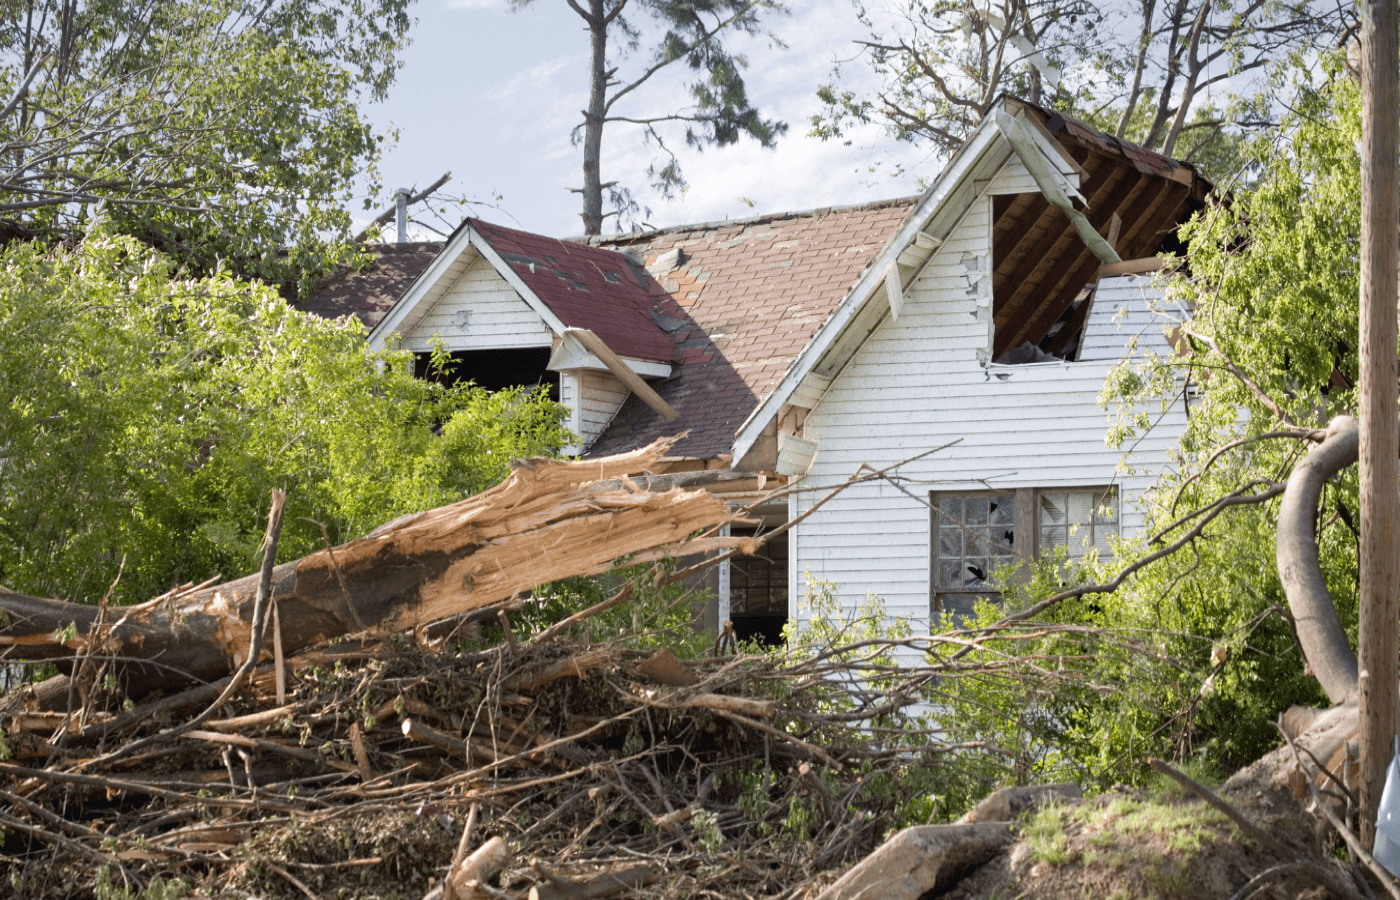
[929,486,1119,617]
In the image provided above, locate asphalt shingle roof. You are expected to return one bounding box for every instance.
[581,198,917,461]
[468,219,673,363]
[294,242,443,329]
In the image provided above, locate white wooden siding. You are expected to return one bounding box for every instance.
[400,254,553,352]
[1079,276,1187,362]
[985,156,1042,195]
[791,192,1187,641]
[577,370,629,449]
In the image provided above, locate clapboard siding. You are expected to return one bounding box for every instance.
[1079,276,1186,361]
[985,156,1044,195]
[401,254,553,352]
[578,370,628,448]
[790,191,1186,637]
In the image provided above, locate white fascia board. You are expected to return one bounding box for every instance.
[730,111,1009,465]
[465,225,571,337]
[547,333,672,379]
[994,109,1122,265]
[366,228,473,351]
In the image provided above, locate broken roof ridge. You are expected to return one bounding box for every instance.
[573,195,922,246]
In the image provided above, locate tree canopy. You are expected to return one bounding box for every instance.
[513,0,787,235]
[814,0,1349,181]
[0,233,573,608]
[0,0,415,293]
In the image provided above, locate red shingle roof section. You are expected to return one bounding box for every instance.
[581,198,917,460]
[295,242,443,328]
[1043,108,1184,180]
[469,219,673,363]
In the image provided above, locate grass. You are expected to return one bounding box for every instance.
[1022,793,1234,867]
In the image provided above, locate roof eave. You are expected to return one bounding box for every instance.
[729,104,1013,467]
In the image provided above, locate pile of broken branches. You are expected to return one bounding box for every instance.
[0,439,1122,900]
[0,613,1114,900]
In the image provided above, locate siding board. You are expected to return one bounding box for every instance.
[402,254,554,352]
[790,193,1186,638]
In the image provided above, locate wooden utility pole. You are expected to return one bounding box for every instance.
[1358,0,1400,848]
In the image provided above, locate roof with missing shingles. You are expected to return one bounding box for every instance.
[467,219,673,363]
[294,242,443,329]
[579,197,919,460]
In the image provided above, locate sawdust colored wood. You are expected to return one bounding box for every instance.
[0,438,739,700]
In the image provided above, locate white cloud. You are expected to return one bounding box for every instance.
[364,0,949,237]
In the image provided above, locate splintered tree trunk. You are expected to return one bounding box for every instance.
[0,439,741,700]
[1358,0,1400,846]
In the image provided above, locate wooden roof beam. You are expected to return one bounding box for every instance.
[998,171,1151,353]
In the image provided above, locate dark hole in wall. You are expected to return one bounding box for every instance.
[414,347,559,400]
[730,527,788,648]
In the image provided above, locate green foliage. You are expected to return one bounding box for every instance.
[0,233,572,606]
[0,0,414,293]
[502,559,712,656]
[1056,58,1367,778]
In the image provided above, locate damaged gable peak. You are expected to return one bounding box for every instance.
[366,218,675,413]
[731,94,1204,470]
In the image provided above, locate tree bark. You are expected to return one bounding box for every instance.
[1277,416,1362,705]
[0,439,739,700]
[580,0,608,236]
[1358,0,1400,846]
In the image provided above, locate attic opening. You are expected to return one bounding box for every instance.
[988,160,1201,365]
[414,347,560,400]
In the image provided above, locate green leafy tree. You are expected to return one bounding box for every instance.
[1057,59,1365,778]
[0,232,573,607]
[512,0,788,234]
[0,0,414,294]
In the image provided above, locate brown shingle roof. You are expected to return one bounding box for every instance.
[581,198,918,460]
[294,242,443,329]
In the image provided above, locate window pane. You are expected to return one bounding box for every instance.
[1037,488,1120,561]
[1094,491,1118,524]
[1067,491,1094,527]
[934,493,1016,596]
[1091,526,1114,558]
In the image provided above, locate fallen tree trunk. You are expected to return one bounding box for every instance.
[0,438,742,699]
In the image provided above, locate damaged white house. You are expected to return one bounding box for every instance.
[301,95,1210,641]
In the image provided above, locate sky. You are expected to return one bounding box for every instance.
[354,0,940,240]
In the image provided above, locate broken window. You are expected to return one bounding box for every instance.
[931,487,1119,619]
[729,526,789,647]
[932,494,1017,592]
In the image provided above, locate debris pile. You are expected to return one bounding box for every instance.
[0,625,971,900]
